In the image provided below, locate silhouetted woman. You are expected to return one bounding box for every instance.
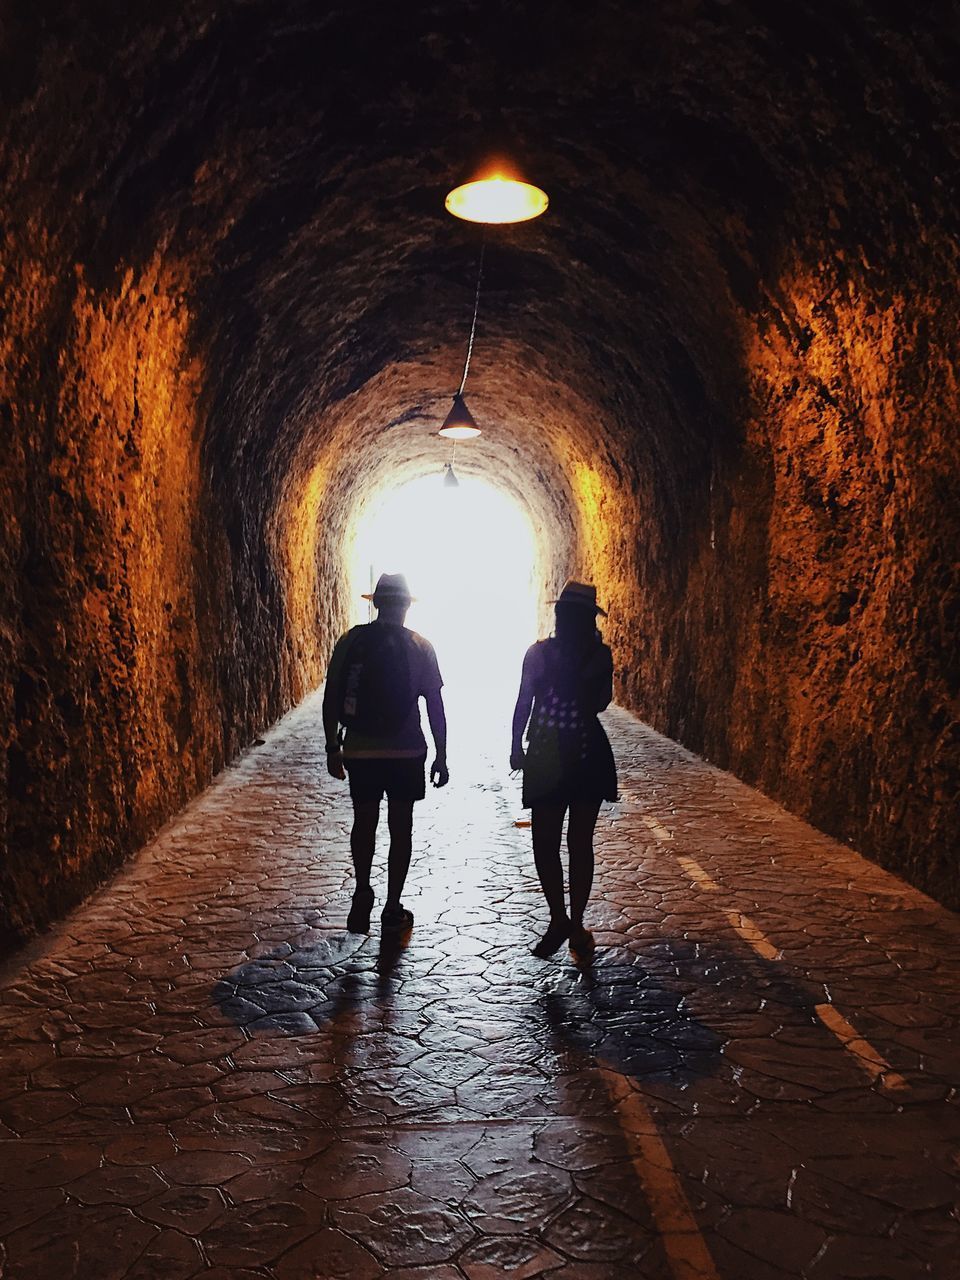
[510,580,618,957]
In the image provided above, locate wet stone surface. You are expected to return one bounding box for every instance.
[0,690,959,1277]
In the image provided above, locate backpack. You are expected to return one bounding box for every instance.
[338,624,415,736]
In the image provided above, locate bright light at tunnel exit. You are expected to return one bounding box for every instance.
[347,474,541,713]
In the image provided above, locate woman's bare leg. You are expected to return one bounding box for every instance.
[531,802,568,923]
[567,799,602,927]
[530,802,571,957]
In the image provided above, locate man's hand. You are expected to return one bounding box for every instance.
[510,747,525,773]
[326,749,346,781]
[430,756,449,788]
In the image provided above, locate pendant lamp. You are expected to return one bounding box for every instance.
[445,173,549,225]
[437,241,487,441]
[438,392,481,441]
[438,159,548,450]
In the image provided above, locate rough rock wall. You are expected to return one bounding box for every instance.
[0,3,297,946]
[623,270,960,904]
[696,258,959,903]
[1,243,212,940]
[599,25,960,902]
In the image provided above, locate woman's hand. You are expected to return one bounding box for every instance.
[326,749,346,780]
[509,747,526,773]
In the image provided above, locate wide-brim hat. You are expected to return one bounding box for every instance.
[362,572,416,604]
[549,579,607,616]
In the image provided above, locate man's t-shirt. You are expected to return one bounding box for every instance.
[325,623,443,759]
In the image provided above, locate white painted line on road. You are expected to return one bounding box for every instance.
[675,854,781,959]
[599,1065,721,1280]
[677,857,720,892]
[814,1003,909,1092]
[720,909,782,961]
[648,814,910,1092]
[641,814,675,841]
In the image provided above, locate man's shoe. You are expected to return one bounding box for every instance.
[381,904,414,932]
[347,887,374,934]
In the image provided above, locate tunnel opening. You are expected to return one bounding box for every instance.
[345,470,542,721]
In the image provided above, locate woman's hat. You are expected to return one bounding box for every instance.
[549,579,607,616]
[362,572,416,604]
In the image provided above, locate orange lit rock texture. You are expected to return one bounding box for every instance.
[1,2,958,948]
[1,249,219,939]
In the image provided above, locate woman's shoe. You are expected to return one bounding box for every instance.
[532,918,571,958]
[347,887,374,934]
[569,924,595,957]
[381,904,414,932]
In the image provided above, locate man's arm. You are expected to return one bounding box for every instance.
[425,689,448,787]
[322,634,348,780]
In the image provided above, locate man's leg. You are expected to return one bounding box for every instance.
[385,797,415,909]
[350,800,380,893]
[345,797,380,933]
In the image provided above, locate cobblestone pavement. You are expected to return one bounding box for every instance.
[1,688,959,1279]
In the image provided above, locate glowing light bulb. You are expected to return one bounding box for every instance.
[445,175,549,225]
[437,423,482,440]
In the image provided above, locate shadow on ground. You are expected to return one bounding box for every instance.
[206,933,835,1086]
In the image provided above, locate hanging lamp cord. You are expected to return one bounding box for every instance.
[457,238,486,396]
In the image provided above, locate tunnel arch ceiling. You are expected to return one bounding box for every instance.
[274,332,655,697]
[1,1,958,949]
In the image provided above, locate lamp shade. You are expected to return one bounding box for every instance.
[438,393,482,440]
[445,175,548,224]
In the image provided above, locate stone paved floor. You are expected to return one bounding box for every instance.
[1,688,959,1279]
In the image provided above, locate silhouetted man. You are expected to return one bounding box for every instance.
[323,573,448,933]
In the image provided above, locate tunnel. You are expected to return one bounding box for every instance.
[2,0,957,947]
[1,3,959,1276]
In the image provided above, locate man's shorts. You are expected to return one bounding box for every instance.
[344,756,427,804]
